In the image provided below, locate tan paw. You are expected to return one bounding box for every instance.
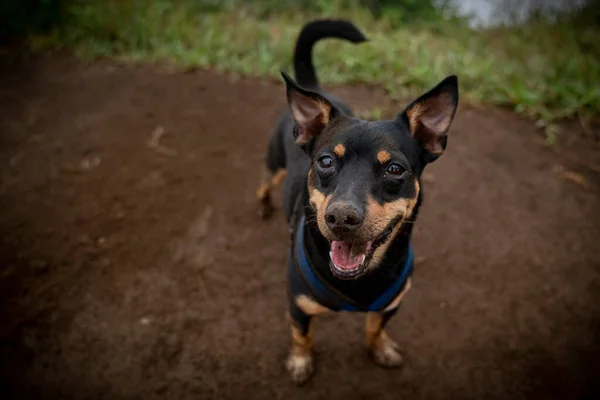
[370,336,403,368]
[285,354,314,385]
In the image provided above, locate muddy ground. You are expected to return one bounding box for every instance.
[1,53,599,400]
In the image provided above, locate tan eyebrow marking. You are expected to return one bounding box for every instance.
[376,150,391,164]
[333,144,346,158]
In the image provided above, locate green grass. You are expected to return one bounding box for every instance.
[27,0,600,141]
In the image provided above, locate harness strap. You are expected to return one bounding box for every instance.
[294,214,413,312]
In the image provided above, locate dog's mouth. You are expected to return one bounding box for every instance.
[327,217,402,279]
[329,240,372,278]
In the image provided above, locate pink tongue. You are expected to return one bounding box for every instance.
[330,241,368,271]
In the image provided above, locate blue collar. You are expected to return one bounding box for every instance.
[294,215,413,312]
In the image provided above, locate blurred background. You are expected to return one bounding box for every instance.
[2,0,599,136]
[0,1,599,399]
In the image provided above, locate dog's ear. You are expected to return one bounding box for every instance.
[281,71,333,145]
[399,75,458,158]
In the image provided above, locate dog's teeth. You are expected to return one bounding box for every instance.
[329,251,333,260]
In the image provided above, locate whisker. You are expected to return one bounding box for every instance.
[305,217,319,228]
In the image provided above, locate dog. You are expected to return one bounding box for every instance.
[256,19,459,385]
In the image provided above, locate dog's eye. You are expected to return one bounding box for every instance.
[385,163,409,179]
[318,155,334,169]
[386,163,404,175]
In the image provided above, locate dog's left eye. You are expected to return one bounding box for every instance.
[386,163,409,179]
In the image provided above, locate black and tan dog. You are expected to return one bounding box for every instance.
[257,19,459,385]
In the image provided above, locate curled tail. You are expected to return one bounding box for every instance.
[293,19,367,90]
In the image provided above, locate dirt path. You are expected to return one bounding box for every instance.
[1,54,599,400]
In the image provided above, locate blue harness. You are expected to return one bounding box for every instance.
[292,215,413,312]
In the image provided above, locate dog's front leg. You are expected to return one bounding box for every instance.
[286,308,314,385]
[286,294,332,384]
[365,308,404,368]
[365,278,412,367]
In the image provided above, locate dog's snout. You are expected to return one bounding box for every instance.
[325,202,364,232]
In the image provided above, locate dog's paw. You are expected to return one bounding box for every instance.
[285,354,314,385]
[370,336,403,368]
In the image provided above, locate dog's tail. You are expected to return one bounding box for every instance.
[293,19,367,90]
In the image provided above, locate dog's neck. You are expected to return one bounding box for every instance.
[298,188,421,307]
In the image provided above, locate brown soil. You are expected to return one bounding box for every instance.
[1,53,600,400]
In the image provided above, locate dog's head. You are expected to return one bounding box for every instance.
[283,72,458,279]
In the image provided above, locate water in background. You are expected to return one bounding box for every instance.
[447,0,590,27]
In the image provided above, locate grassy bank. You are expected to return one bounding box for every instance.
[23,0,600,141]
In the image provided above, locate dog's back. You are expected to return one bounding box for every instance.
[258,20,367,221]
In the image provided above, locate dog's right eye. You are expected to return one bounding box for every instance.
[317,155,334,169]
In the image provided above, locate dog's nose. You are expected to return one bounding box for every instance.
[325,202,364,232]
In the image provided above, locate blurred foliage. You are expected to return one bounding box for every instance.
[0,0,69,42]
[3,0,600,141]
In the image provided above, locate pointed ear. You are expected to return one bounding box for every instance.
[281,71,333,145]
[401,75,459,157]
